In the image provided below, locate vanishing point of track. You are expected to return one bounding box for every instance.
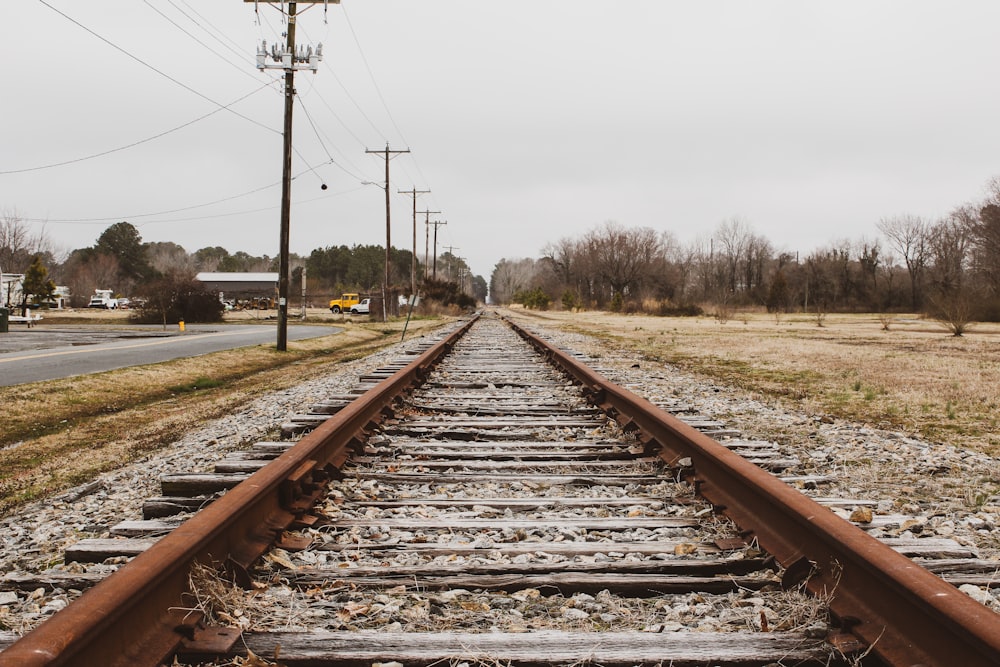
[2,312,1000,666]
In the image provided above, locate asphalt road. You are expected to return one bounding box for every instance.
[0,324,341,386]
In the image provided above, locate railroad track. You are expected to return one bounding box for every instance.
[2,312,1000,666]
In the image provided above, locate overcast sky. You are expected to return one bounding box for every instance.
[3,1,999,278]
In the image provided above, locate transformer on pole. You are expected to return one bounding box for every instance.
[243,0,334,350]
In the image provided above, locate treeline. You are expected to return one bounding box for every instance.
[1,216,488,315]
[490,176,1000,323]
[305,245,487,303]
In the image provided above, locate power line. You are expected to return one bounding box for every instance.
[18,161,339,224]
[341,5,408,146]
[37,0,278,136]
[173,0,255,62]
[0,83,273,175]
[296,74,369,150]
[143,0,258,80]
[296,95,368,181]
[299,7,443,223]
[27,185,363,229]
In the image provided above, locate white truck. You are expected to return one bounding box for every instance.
[87,289,119,309]
[349,298,371,314]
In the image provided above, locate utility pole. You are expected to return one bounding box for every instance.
[365,144,409,320]
[246,0,330,351]
[429,220,448,280]
[300,265,307,320]
[419,209,441,280]
[398,187,430,299]
[443,245,460,282]
[455,259,468,294]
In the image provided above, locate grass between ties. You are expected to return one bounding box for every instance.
[0,317,449,515]
[507,309,1000,458]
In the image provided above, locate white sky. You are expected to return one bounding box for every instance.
[3,1,999,278]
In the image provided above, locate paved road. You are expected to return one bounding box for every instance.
[0,324,341,386]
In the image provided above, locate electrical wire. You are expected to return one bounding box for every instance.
[295,94,369,182]
[0,83,273,175]
[37,0,279,136]
[333,6,441,219]
[19,161,338,225]
[143,0,258,81]
[296,73,368,150]
[341,4,408,146]
[173,0,253,62]
[128,184,368,227]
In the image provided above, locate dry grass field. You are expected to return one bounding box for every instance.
[508,309,1000,456]
[0,312,451,514]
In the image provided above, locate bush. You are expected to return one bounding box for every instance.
[514,287,551,310]
[421,278,476,310]
[561,290,579,311]
[656,302,704,317]
[131,274,225,324]
[609,292,623,313]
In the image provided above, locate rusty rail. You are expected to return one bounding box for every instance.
[507,317,1000,667]
[0,316,478,667]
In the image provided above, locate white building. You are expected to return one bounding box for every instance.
[0,273,24,308]
[0,274,69,309]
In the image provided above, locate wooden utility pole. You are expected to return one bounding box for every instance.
[430,219,448,280]
[398,187,430,298]
[366,144,409,320]
[276,10,295,350]
[443,245,460,282]
[244,0,330,350]
[420,209,441,280]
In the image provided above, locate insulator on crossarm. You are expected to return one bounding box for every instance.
[256,41,267,69]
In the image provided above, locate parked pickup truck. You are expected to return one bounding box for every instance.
[350,298,371,314]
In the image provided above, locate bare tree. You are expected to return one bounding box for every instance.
[1,210,53,273]
[582,221,663,302]
[714,217,752,295]
[62,252,121,307]
[877,215,929,310]
[489,257,537,305]
[857,238,881,309]
[667,241,698,305]
[927,213,973,295]
[969,201,1000,296]
[926,213,976,335]
[146,241,194,276]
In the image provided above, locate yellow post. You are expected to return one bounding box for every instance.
[179,320,185,332]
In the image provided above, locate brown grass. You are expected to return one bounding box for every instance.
[0,316,450,515]
[504,309,1000,456]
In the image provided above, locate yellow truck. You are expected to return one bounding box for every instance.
[328,293,360,313]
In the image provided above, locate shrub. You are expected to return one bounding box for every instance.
[515,287,551,310]
[657,302,704,317]
[420,279,475,310]
[131,274,225,325]
[609,292,623,313]
[561,290,579,311]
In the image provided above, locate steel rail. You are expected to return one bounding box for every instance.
[0,315,478,667]
[507,318,1000,667]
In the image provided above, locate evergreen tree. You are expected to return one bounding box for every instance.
[22,255,57,307]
